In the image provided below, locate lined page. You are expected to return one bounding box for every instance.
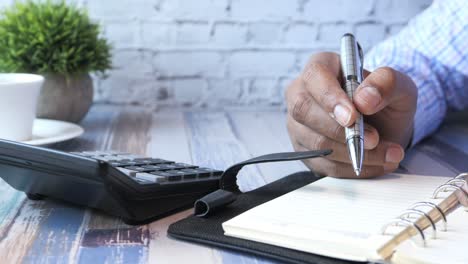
[223,173,450,260]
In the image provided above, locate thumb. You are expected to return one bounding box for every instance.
[353,67,416,115]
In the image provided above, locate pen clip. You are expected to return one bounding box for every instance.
[357,41,364,64]
[357,41,364,80]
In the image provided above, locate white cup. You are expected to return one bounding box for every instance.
[0,73,44,141]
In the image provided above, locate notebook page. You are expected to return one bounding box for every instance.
[223,173,450,260]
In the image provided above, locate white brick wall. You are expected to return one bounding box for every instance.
[0,0,432,108]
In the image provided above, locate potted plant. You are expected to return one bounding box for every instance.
[0,0,111,123]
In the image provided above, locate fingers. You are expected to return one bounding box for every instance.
[304,157,398,179]
[300,53,359,127]
[288,118,404,166]
[285,53,415,179]
[287,112,379,150]
[286,82,379,148]
[294,144,399,179]
[354,67,418,115]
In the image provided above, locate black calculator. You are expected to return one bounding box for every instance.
[0,139,223,225]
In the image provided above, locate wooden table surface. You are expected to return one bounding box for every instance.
[0,104,467,264]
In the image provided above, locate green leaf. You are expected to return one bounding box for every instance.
[0,0,112,76]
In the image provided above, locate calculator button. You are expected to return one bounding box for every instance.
[164,170,186,175]
[211,170,223,178]
[193,168,212,178]
[131,158,155,164]
[179,169,199,173]
[157,164,180,170]
[125,166,153,172]
[138,158,174,165]
[197,168,223,178]
[183,174,197,180]
[150,171,172,177]
[178,169,199,180]
[109,161,123,167]
[164,170,199,181]
[135,173,166,183]
[173,163,198,169]
[151,171,182,182]
[117,168,137,177]
[119,159,135,162]
[119,162,139,166]
[167,175,182,181]
[141,165,162,170]
[134,179,152,184]
[157,163,196,171]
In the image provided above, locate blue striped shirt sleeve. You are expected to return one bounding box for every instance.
[364,0,468,145]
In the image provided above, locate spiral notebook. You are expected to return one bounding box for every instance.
[222,173,468,263]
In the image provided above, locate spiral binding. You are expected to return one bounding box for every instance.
[380,173,468,247]
[399,208,436,239]
[412,201,447,231]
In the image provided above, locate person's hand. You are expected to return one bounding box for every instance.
[285,52,417,178]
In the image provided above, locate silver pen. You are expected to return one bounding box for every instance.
[340,33,364,176]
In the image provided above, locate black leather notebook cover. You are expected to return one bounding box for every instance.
[168,171,364,264]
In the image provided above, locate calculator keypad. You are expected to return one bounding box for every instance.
[73,151,223,185]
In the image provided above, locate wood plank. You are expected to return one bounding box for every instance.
[0,200,45,262]
[185,111,276,264]
[145,110,192,164]
[0,105,120,263]
[261,112,308,171]
[78,245,148,264]
[229,111,307,183]
[50,104,121,152]
[185,111,267,191]
[21,202,90,264]
[148,209,223,264]
[76,106,151,264]
[146,110,222,264]
[0,183,25,238]
[18,105,120,264]
[260,112,297,151]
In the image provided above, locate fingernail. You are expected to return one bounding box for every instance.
[385,146,404,163]
[332,104,351,126]
[363,125,379,149]
[383,163,398,172]
[357,86,381,108]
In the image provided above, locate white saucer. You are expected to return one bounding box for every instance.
[22,119,84,146]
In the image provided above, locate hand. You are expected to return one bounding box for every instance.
[285,52,417,178]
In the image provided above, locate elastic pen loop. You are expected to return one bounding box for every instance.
[194,149,332,217]
[219,149,332,192]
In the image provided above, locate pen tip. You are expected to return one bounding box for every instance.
[354,169,361,177]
